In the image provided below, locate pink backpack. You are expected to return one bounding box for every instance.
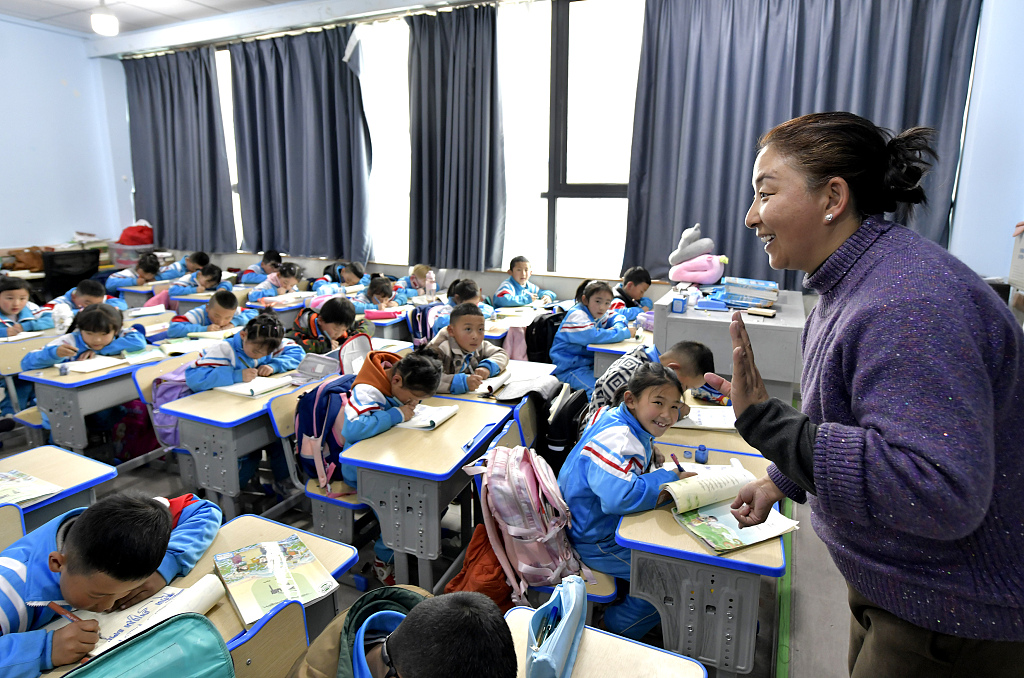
[465,445,591,605]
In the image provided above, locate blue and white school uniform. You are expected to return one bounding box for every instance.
[0,303,53,338]
[430,299,496,334]
[312,276,343,295]
[351,290,400,314]
[239,261,268,284]
[184,332,304,391]
[0,496,221,678]
[21,328,146,371]
[45,288,127,314]
[549,303,629,395]
[169,272,233,297]
[157,255,190,281]
[608,284,653,321]
[558,403,677,640]
[494,277,556,308]
[167,306,257,338]
[246,276,297,303]
[105,267,148,293]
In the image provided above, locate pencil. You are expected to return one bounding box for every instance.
[670,453,685,474]
[47,601,82,623]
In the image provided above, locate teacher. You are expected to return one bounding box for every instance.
[706,112,1024,676]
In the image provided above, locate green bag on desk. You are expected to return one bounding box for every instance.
[67,613,233,678]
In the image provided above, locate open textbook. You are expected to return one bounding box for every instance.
[187,326,244,340]
[43,574,225,657]
[214,375,293,398]
[659,459,799,553]
[672,405,737,431]
[64,356,127,373]
[0,469,62,506]
[395,403,459,430]
[214,533,338,625]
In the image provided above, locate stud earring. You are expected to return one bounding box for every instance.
[825,214,833,222]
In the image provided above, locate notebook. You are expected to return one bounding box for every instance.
[43,574,225,657]
[0,469,63,506]
[672,405,737,430]
[187,327,244,340]
[214,534,338,626]
[0,331,43,343]
[122,346,166,365]
[214,375,293,398]
[65,356,127,373]
[128,305,166,317]
[473,370,511,395]
[159,338,223,356]
[395,403,460,430]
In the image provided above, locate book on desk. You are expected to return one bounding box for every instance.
[0,469,62,506]
[395,403,459,430]
[214,375,293,398]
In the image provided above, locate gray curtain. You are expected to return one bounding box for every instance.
[229,26,373,263]
[408,6,506,270]
[123,48,235,253]
[624,0,981,287]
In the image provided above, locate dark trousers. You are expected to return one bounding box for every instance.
[848,584,1024,678]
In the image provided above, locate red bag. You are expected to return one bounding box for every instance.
[444,524,514,612]
[118,221,154,245]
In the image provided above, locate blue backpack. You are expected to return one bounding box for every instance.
[294,373,356,492]
[407,300,444,347]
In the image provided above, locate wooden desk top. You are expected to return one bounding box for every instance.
[505,607,706,678]
[121,282,169,294]
[616,449,783,576]
[341,396,512,480]
[660,427,760,456]
[19,357,142,387]
[176,516,357,637]
[160,372,301,426]
[0,446,116,510]
[587,329,653,354]
[0,333,58,376]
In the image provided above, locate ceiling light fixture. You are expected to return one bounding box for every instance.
[90,0,119,37]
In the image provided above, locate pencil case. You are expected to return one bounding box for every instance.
[363,309,404,320]
[526,575,586,678]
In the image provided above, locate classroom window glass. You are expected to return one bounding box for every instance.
[554,198,629,278]
[360,19,412,266]
[498,1,551,270]
[565,0,645,185]
[213,49,245,251]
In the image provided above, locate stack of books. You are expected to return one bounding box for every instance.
[714,277,779,309]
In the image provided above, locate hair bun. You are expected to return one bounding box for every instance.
[883,127,937,212]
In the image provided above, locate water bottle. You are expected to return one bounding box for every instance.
[53,304,73,333]
[425,271,436,300]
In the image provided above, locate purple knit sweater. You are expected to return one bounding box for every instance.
[770,216,1024,641]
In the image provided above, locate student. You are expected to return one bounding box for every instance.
[344,262,371,287]
[427,303,508,394]
[157,251,209,281]
[44,279,127,314]
[608,266,654,321]
[247,262,303,304]
[167,289,257,338]
[341,347,442,583]
[239,250,282,284]
[395,263,431,295]
[105,252,161,293]
[169,263,232,296]
[558,363,689,641]
[313,261,371,294]
[287,589,517,678]
[431,279,496,334]
[351,276,399,314]
[585,340,713,426]
[0,276,53,338]
[494,256,556,308]
[288,297,371,354]
[21,304,145,371]
[185,312,305,491]
[0,492,222,676]
[550,280,630,396]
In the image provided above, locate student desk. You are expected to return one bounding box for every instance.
[20,361,150,454]
[120,281,169,308]
[660,426,761,457]
[340,396,512,587]
[369,337,413,354]
[174,286,253,314]
[160,376,314,521]
[246,300,305,327]
[0,329,59,412]
[373,311,412,341]
[0,446,116,531]
[438,360,556,403]
[653,290,806,403]
[505,607,707,678]
[588,329,653,378]
[615,447,782,677]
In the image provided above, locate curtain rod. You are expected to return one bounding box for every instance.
[120,0,533,59]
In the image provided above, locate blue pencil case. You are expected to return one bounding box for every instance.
[526,575,587,678]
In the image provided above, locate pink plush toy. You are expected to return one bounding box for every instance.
[669,254,729,284]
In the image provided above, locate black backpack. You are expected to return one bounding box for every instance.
[541,388,589,474]
[525,310,566,364]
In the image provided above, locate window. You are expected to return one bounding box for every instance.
[213,49,244,251]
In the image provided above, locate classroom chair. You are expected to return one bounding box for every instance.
[228,599,308,678]
[266,384,331,521]
[130,352,201,491]
[0,503,25,551]
[12,406,46,448]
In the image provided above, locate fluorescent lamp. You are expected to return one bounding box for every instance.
[91,1,119,37]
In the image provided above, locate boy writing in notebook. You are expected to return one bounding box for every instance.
[157,251,209,281]
[608,266,654,321]
[239,250,282,284]
[0,492,222,677]
[43,279,127,314]
[167,289,257,338]
[427,303,508,394]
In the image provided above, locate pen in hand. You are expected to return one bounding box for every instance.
[671,453,686,474]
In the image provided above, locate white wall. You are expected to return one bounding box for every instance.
[0,17,131,249]
[948,0,1024,278]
